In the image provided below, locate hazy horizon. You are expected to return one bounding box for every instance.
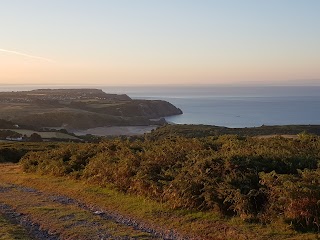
[1,0,320,86]
[1,79,320,87]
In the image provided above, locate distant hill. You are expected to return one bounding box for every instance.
[0,89,182,129]
[26,88,131,101]
[0,119,17,129]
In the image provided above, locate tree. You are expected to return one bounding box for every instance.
[29,133,43,142]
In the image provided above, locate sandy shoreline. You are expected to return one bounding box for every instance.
[73,126,158,136]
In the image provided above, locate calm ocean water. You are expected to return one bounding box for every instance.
[102,85,320,128]
[1,85,320,128]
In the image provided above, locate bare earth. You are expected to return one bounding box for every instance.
[0,164,185,240]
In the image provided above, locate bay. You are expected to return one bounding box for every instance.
[1,85,320,128]
[101,85,320,128]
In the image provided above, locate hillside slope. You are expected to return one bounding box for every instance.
[0,89,182,129]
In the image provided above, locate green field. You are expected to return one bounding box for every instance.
[5,129,80,140]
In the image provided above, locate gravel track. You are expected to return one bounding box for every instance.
[0,184,190,240]
[0,203,59,240]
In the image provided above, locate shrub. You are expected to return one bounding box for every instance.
[20,134,320,232]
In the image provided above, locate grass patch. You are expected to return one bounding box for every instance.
[0,174,158,239]
[4,129,79,140]
[0,164,319,239]
[0,215,31,240]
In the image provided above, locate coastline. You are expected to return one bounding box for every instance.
[73,125,158,136]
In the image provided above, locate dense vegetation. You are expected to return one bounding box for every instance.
[20,134,320,232]
[0,142,60,163]
[0,130,22,139]
[148,124,320,139]
[0,119,19,129]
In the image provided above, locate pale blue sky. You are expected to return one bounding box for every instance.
[0,0,319,85]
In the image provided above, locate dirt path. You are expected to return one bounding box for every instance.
[0,177,185,239]
[0,211,32,240]
[0,164,261,240]
[0,183,183,239]
[0,203,56,240]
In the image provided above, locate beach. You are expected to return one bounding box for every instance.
[73,126,157,136]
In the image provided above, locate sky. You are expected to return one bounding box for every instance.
[0,0,320,86]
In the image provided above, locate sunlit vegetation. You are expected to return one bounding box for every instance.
[147,124,320,139]
[20,133,320,233]
[0,181,156,240]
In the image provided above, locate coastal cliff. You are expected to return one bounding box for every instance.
[0,89,182,129]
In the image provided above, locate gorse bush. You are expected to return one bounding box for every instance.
[260,169,320,231]
[0,142,59,163]
[20,134,320,232]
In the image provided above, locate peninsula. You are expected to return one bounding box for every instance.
[0,89,182,130]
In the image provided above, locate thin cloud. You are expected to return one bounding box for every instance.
[0,48,54,62]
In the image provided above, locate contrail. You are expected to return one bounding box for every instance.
[0,48,54,62]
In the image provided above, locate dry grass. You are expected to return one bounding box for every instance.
[0,176,158,239]
[255,134,298,139]
[0,164,318,240]
[0,215,31,240]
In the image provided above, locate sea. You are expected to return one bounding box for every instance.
[1,85,320,128]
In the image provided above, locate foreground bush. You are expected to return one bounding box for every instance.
[21,135,320,232]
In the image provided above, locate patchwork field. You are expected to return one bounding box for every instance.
[5,129,80,140]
